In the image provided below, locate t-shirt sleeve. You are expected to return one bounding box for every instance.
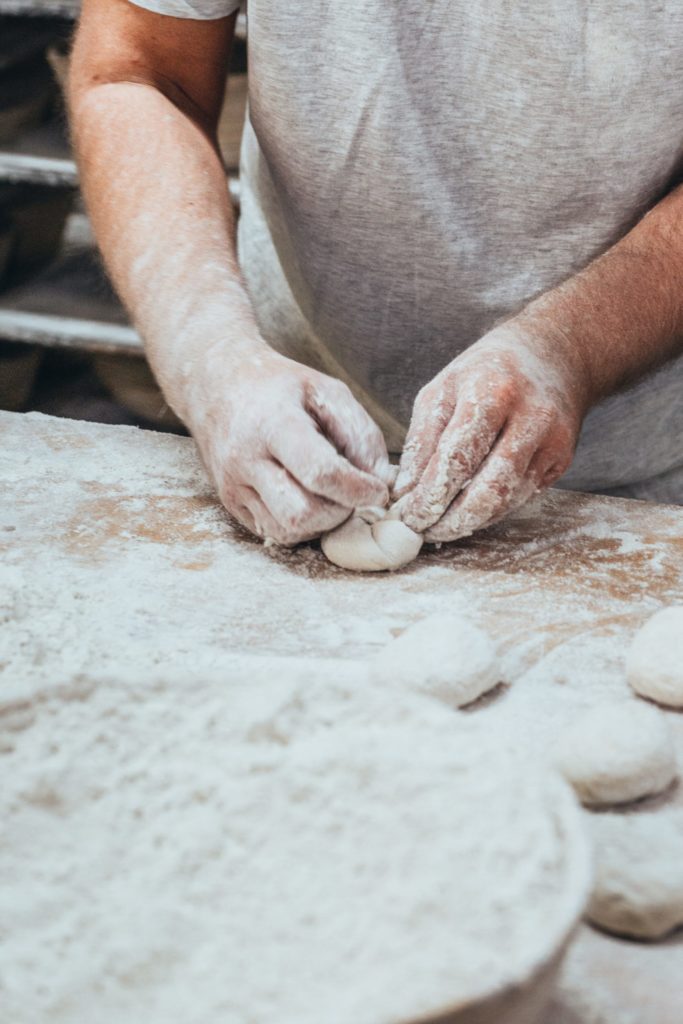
[127,0,241,20]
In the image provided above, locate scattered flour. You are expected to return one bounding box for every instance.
[3,412,683,1022]
[0,673,589,1024]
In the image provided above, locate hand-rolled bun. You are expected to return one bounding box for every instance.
[554,702,677,808]
[627,606,683,708]
[586,811,683,941]
[371,613,501,709]
[321,506,423,572]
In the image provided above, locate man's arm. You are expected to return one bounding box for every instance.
[69,0,391,544]
[396,185,683,540]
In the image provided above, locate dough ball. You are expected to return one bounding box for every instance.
[586,811,683,940]
[554,702,677,808]
[627,607,683,708]
[321,509,422,572]
[371,613,500,708]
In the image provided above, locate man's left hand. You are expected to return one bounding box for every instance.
[394,323,592,542]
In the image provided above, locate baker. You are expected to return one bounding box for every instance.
[69,2,683,546]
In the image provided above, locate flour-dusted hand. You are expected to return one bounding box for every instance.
[188,346,392,545]
[395,324,591,542]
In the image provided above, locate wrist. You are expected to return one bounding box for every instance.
[500,307,597,416]
[192,335,275,427]
[151,320,272,430]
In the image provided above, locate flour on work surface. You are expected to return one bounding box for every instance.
[3,412,683,1022]
[0,673,588,1024]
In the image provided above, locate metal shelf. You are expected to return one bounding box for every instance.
[0,0,77,15]
[0,310,141,353]
[0,184,240,354]
[0,117,76,186]
[0,213,143,354]
[0,116,242,199]
[0,7,244,357]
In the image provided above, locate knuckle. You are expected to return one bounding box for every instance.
[326,378,354,405]
[552,420,576,453]
[523,402,556,436]
[306,460,343,494]
[551,451,574,479]
[493,378,519,408]
[416,379,442,408]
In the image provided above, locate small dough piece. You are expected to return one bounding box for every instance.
[321,508,422,572]
[627,607,683,708]
[371,613,500,708]
[554,702,677,808]
[586,811,683,940]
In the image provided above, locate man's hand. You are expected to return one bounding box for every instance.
[188,347,392,545]
[395,324,591,542]
[68,0,390,547]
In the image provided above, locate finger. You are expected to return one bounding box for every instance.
[232,483,282,540]
[305,379,393,486]
[425,474,538,543]
[268,411,388,509]
[231,501,259,537]
[423,429,541,543]
[527,448,571,489]
[401,397,506,532]
[394,379,457,498]
[251,460,349,544]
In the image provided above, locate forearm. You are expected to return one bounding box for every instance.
[514,185,683,407]
[69,74,265,424]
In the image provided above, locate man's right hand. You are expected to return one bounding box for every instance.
[68,0,391,545]
[187,347,393,545]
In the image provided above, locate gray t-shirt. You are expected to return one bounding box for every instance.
[130,0,683,500]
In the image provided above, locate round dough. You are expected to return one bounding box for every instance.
[627,607,683,708]
[554,702,677,807]
[586,811,683,940]
[371,613,501,708]
[321,508,422,572]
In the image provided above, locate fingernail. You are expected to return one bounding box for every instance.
[399,505,424,533]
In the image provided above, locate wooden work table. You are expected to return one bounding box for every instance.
[2,409,682,1022]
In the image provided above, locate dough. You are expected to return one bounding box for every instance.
[371,612,501,708]
[554,702,677,807]
[586,811,683,940]
[321,506,423,572]
[627,607,683,708]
